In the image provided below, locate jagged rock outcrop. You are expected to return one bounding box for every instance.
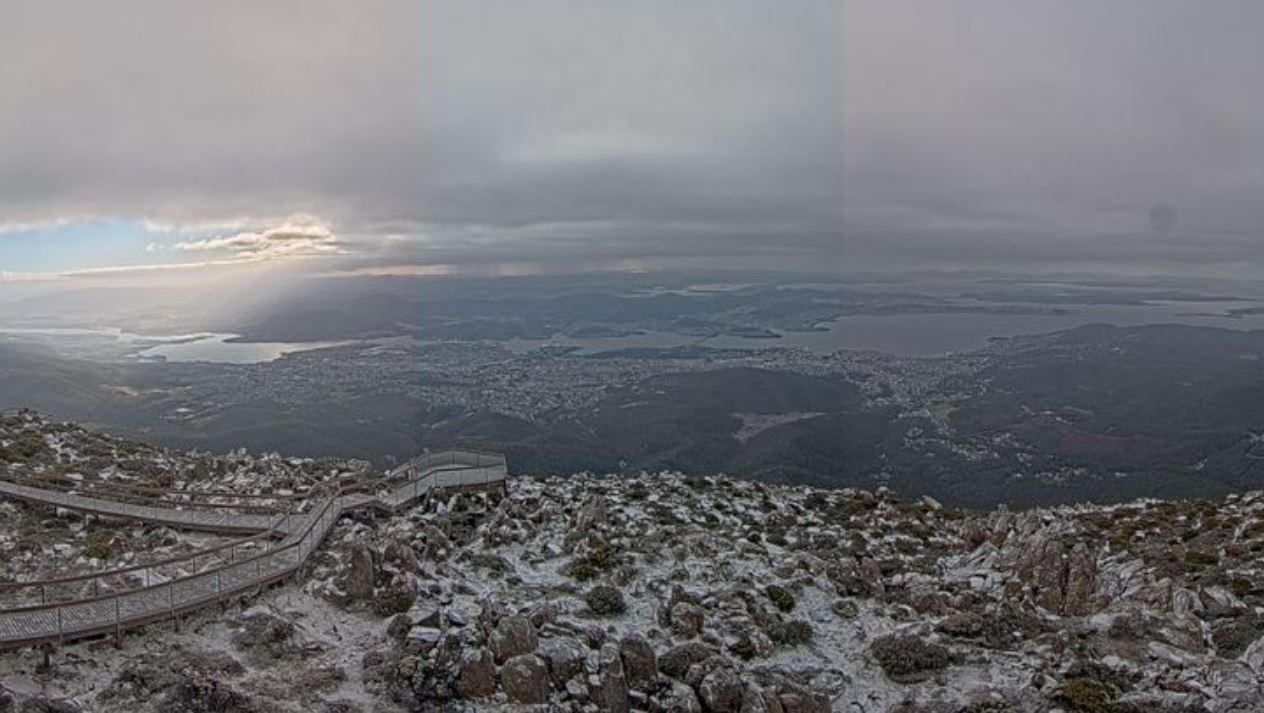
[1009,530,1101,616]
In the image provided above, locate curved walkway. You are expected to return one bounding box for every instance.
[0,451,506,650]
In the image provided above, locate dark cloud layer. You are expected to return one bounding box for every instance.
[4,1,849,274]
[13,1,1261,277]
[2,1,844,274]
[0,1,419,231]
[844,0,1264,274]
[420,1,844,270]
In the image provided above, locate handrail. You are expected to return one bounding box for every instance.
[0,471,303,511]
[0,451,507,649]
[0,495,337,616]
[0,512,292,592]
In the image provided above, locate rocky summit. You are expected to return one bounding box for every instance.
[4,414,1264,711]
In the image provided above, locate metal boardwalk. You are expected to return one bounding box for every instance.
[0,450,506,650]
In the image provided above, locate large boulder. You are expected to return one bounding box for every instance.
[698,669,745,712]
[539,636,588,687]
[575,496,608,532]
[341,544,376,602]
[593,643,630,713]
[1063,543,1098,616]
[660,681,703,713]
[619,633,657,689]
[671,602,705,639]
[500,654,550,705]
[1011,535,1101,616]
[489,615,538,663]
[454,649,496,700]
[772,680,831,713]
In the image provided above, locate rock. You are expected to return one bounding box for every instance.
[584,624,608,650]
[699,669,745,712]
[11,697,82,713]
[500,654,550,705]
[1202,586,1246,619]
[1172,587,1203,619]
[775,683,830,713]
[1026,537,1068,613]
[490,614,538,663]
[740,683,774,713]
[454,649,496,700]
[1064,543,1098,616]
[1207,660,1264,712]
[565,678,589,702]
[404,627,441,654]
[671,602,705,639]
[1011,535,1101,616]
[594,643,630,713]
[619,633,657,689]
[575,496,608,532]
[857,558,886,599]
[529,601,558,628]
[342,543,376,602]
[382,537,419,573]
[539,636,589,687]
[660,680,703,713]
[386,614,412,641]
[412,605,441,629]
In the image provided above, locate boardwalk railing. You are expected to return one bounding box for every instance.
[0,450,506,650]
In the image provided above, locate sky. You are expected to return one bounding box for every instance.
[0,1,420,283]
[7,2,1259,287]
[844,0,1264,276]
[0,0,844,285]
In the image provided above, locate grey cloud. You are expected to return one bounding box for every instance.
[844,0,1264,271]
[0,1,419,228]
[2,1,843,272]
[421,0,843,266]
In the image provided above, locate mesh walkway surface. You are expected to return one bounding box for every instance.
[0,451,506,649]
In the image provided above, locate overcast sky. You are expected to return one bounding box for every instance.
[0,0,843,282]
[421,0,843,274]
[845,0,1264,275]
[8,1,1257,284]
